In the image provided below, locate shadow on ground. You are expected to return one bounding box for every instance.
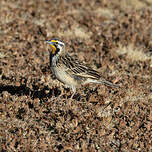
[0,84,54,100]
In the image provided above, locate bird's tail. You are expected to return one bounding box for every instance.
[100,79,119,88]
[86,79,119,88]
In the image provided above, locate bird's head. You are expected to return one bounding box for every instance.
[46,38,65,55]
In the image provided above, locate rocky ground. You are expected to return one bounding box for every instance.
[0,0,152,151]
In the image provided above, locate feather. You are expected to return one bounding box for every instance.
[59,53,101,79]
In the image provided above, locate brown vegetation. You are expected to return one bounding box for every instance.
[0,0,152,151]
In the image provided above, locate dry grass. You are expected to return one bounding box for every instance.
[116,44,152,67]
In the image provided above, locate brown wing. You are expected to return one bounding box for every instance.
[58,53,101,80]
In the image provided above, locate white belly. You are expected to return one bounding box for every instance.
[52,67,78,89]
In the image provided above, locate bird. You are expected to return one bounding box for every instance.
[45,38,119,98]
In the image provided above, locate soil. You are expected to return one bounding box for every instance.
[0,0,152,151]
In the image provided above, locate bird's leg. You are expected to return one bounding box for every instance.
[70,92,75,99]
[70,86,76,99]
[66,86,76,107]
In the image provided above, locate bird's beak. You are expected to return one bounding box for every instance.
[45,40,54,45]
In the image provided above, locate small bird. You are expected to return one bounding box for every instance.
[46,38,118,97]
